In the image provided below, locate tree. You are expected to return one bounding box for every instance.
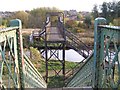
[101,2,108,19]
[92,4,99,19]
[28,14,41,28]
[84,15,92,28]
[113,18,120,26]
[29,7,60,28]
[11,11,29,28]
[2,19,9,27]
[100,1,120,23]
[116,1,120,17]
[65,20,78,28]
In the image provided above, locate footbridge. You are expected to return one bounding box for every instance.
[0,12,120,89]
[32,12,90,83]
[32,12,120,89]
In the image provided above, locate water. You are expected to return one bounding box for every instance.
[42,49,85,62]
[65,49,84,62]
[25,49,85,62]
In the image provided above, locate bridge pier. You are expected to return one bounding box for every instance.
[33,12,90,84]
[44,42,66,83]
[42,12,66,83]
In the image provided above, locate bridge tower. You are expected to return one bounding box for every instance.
[44,12,66,83]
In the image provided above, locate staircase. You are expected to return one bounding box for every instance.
[65,30,90,59]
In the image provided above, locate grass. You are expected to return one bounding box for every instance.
[38,60,78,73]
[47,75,64,88]
[31,57,78,88]
[26,47,78,88]
[31,58,78,88]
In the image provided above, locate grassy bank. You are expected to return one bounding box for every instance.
[31,57,78,88]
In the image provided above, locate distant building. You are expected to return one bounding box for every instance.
[67,15,78,20]
[0,11,14,18]
[80,11,90,17]
[68,10,78,16]
[63,10,68,17]
[64,10,78,20]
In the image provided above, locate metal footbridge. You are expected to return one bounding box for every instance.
[0,12,120,89]
[0,19,47,89]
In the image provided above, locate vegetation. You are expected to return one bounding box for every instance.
[1,0,120,88]
[10,11,29,28]
[25,47,78,88]
[84,14,92,28]
[48,75,64,88]
[38,60,77,73]
[0,1,119,29]
[92,1,120,25]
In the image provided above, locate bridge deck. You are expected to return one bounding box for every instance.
[46,27,65,42]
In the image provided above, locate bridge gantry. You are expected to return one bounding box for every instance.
[42,12,66,83]
[32,12,91,83]
[1,13,119,89]
[32,13,120,89]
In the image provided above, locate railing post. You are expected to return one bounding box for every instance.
[93,17,106,88]
[10,19,25,89]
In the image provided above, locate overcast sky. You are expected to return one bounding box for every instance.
[0,0,119,12]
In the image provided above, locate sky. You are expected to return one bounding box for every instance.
[0,0,119,12]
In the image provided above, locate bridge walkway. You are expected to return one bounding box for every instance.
[46,27,65,42]
[30,12,120,89]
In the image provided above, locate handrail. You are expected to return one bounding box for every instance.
[65,29,90,58]
[65,59,86,84]
[66,52,94,87]
[65,29,89,50]
[0,26,19,32]
[58,20,90,58]
[23,54,47,88]
[66,18,120,88]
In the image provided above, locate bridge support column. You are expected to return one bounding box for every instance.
[44,42,66,84]
[63,43,65,78]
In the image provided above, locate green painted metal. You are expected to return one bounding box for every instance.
[96,25,120,88]
[0,27,20,88]
[93,18,107,88]
[24,54,47,88]
[0,19,46,89]
[66,18,120,89]
[9,19,22,29]
[15,19,25,89]
[66,53,94,87]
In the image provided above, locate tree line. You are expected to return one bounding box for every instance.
[2,7,60,28]
[1,1,120,28]
[92,1,120,25]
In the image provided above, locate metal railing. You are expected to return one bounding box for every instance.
[24,54,47,88]
[66,53,94,87]
[66,18,120,89]
[65,29,90,59]
[0,19,47,89]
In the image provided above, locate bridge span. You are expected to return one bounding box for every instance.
[31,12,120,89]
[0,12,120,89]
